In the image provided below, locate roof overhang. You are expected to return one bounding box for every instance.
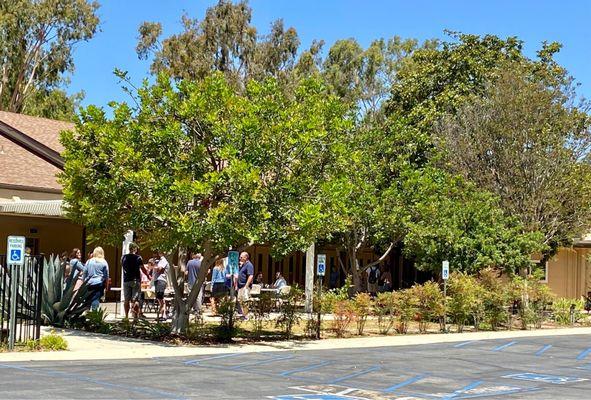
[0,199,64,218]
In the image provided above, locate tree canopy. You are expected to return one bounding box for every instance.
[0,0,99,120]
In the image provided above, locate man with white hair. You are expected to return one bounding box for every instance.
[237,251,254,319]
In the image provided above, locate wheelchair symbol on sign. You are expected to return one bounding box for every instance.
[10,249,22,262]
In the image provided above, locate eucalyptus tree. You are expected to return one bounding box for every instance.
[0,0,99,119]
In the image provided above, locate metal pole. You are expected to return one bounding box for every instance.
[8,263,17,350]
[443,280,447,334]
[35,256,43,340]
[316,276,322,339]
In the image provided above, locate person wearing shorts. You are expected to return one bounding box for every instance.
[237,252,254,319]
[122,242,148,320]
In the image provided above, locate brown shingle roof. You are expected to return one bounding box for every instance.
[0,111,73,153]
[0,111,73,192]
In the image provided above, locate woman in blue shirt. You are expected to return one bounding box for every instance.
[83,247,109,311]
[210,259,227,314]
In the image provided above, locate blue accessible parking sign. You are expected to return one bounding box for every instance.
[503,372,588,385]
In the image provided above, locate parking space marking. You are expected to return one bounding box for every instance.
[184,352,243,365]
[327,366,381,384]
[382,374,428,392]
[453,341,476,348]
[576,347,591,360]
[441,380,483,399]
[491,341,518,352]
[0,364,185,399]
[280,361,334,377]
[534,344,552,356]
[455,386,540,399]
[229,354,295,370]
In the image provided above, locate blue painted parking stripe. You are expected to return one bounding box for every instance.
[577,347,591,361]
[442,380,483,399]
[184,353,243,365]
[492,341,518,352]
[229,354,294,370]
[382,374,428,392]
[454,341,476,348]
[327,366,381,384]
[457,387,541,399]
[535,344,552,356]
[280,361,332,376]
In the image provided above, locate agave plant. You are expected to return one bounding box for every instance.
[41,255,92,326]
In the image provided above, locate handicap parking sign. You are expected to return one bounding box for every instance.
[6,236,26,266]
[503,372,588,385]
[10,249,22,262]
[317,254,326,277]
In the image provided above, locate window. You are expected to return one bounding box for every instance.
[532,260,549,282]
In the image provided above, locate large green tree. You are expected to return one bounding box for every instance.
[60,73,350,332]
[434,67,591,255]
[0,0,99,120]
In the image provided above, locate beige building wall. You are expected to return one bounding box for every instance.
[0,188,62,201]
[547,247,590,299]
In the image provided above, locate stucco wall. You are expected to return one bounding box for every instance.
[547,247,590,299]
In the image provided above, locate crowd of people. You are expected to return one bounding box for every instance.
[60,244,393,322]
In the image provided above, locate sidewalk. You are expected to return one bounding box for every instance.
[2,325,591,363]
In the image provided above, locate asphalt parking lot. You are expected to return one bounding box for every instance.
[2,333,591,399]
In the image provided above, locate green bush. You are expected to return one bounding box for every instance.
[393,289,417,334]
[510,275,554,330]
[276,286,303,339]
[448,272,483,332]
[39,331,68,351]
[478,268,509,331]
[85,308,111,334]
[553,298,584,326]
[216,296,238,342]
[410,281,444,333]
[248,292,274,335]
[332,299,356,338]
[353,293,372,335]
[374,292,396,334]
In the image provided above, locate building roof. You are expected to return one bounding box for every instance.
[0,199,63,217]
[0,111,71,192]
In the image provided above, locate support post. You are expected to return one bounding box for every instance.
[305,243,315,313]
[316,275,322,339]
[443,279,447,333]
[8,264,17,350]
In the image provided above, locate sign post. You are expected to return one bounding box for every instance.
[7,236,25,351]
[316,254,326,339]
[442,260,449,333]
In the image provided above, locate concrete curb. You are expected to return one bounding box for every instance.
[2,325,591,363]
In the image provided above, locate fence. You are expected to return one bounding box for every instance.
[0,254,44,349]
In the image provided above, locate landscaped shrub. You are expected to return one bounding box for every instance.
[448,272,482,332]
[353,293,372,335]
[216,296,238,342]
[39,330,68,351]
[393,289,417,334]
[276,286,303,339]
[332,299,356,338]
[85,308,111,334]
[510,275,554,330]
[553,298,584,326]
[478,268,509,330]
[374,292,396,334]
[248,292,274,335]
[411,281,444,333]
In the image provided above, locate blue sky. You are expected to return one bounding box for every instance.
[68,0,591,109]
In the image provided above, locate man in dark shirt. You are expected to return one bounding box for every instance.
[186,252,203,314]
[122,243,149,320]
[237,251,254,318]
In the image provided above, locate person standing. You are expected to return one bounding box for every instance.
[367,264,380,297]
[122,243,149,320]
[210,259,227,314]
[153,251,169,321]
[69,248,85,281]
[186,252,203,315]
[237,252,254,319]
[84,247,109,311]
